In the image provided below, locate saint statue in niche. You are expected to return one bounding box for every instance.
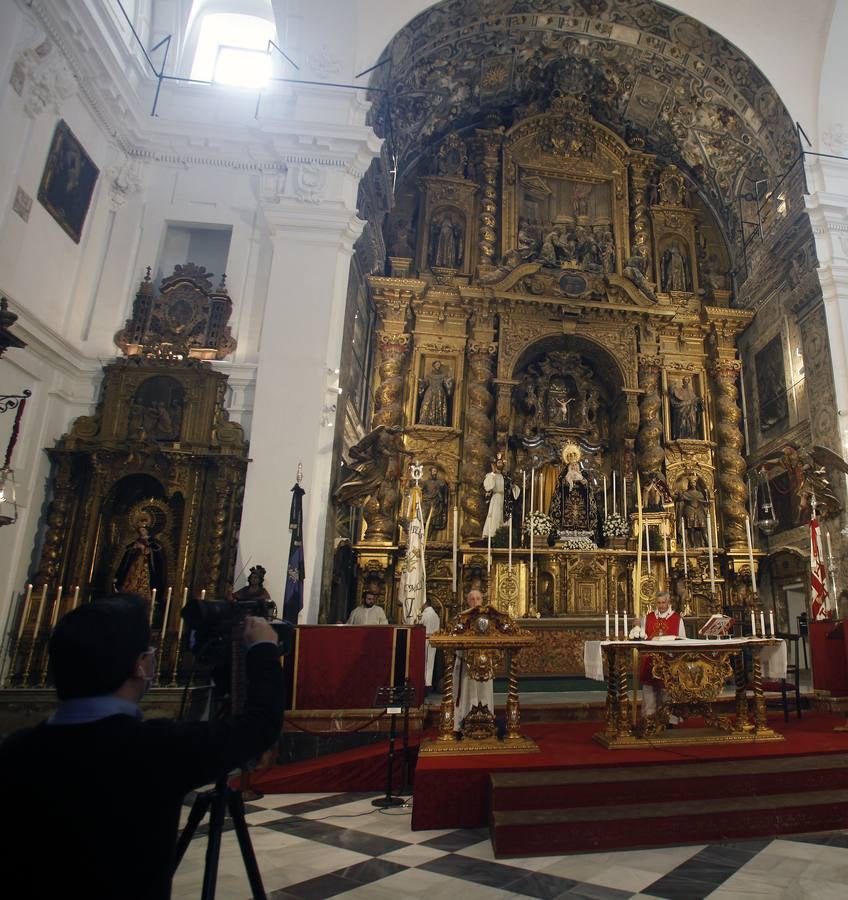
[669,376,702,440]
[420,465,449,532]
[114,523,166,602]
[417,360,454,427]
[548,443,597,534]
[675,477,709,548]
[430,213,463,268]
[661,243,689,292]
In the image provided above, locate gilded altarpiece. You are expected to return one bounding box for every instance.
[342,98,752,675]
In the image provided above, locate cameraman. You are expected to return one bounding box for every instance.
[0,594,283,900]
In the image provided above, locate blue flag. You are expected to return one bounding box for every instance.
[283,482,305,623]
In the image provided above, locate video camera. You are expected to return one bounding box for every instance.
[181,596,294,669]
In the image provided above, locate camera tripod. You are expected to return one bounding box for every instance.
[174,774,266,900]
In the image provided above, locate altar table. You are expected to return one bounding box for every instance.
[584,638,787,748]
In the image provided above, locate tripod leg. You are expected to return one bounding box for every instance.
[174,792,213,867]
[200,789,228,900]
[227,788,267,900]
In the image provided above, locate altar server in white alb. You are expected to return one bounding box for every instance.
[347,586,389,625]
[640,590,686,722]
[419,598,441,689]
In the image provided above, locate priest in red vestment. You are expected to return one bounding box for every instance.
[640,590,686,722]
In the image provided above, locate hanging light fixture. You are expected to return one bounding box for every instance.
[0,389,31,528]
[755,466,778,536]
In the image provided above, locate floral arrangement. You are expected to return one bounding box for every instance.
[603,513,629,538]
[523,511,554,537]
[629,625,647,640]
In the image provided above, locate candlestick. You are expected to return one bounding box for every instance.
[745,515,758,594]
[48,586,63,631]
[623,475,627,518]
[706,514,716,594]
[663,530,670,577]
[760,610,766,636]
[149,587,157,625]
[452,505,458,593]
[681,518,688,577]
[751,610,757,637]
[614,609,619,638]
[603,474,608,518]
[605,610,610,638]
[612,472,617,516]
[769,610,775,637]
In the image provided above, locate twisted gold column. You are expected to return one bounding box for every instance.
[437,650,457,742]
[637,359,664,477]
[476,131,501,267]
[629,148,654,276]
[711,359,747,548]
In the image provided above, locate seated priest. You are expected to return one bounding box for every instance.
[346,585,389,625]
[640,589,686,723]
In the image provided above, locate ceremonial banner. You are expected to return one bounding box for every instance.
[283,479,305,624]
[400,475,426,624]
[810,514,829,620]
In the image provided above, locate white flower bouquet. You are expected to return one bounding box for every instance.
[523,511,554,537]
[602,513,629,538]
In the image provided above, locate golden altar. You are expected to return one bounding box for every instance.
[591,637,785,748]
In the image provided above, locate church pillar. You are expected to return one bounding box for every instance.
[636,358,664,478]
[709,359,748,550]
[628,146,655,277]
[475,130,502,275]
[461,307,497,541]
[238,87,380,622]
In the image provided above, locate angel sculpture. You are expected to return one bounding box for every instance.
[335,426,409,510]
[760,444,848,524]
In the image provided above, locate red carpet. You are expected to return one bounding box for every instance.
[411,715,848,831]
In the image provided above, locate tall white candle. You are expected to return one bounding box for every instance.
[769,610,775,637]
[521,471,527,545]
[162,586,173,633]
[706,515,716,594]
[603,474,608,518]
[452,505,458,593]
[681,518,688,577]
[624,610,628,636]
[605,610,610,638]
[149,587,157,625]
[508,507,513,571]
[614,608,619,638]
[529,467,535,589]
[48,585,63,630]
[663,530,670,577]
[487,530,492,572]
[71,584,81,609]
[623,476,627,518]
[745,515,758,594]
[751,610,757,637]
[612,472,617,516]
[200,589,206,600]
[760,610,766,636]
[16,584,34,644]
[645,523,651,569]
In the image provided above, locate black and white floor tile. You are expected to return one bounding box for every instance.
[172,790,848,899]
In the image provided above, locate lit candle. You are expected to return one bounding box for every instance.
[161,587,173,634]
[624,610,628,636]
[681,518,688,577]
[612,472,617,516]
[760,610,766,636]
[706,515,716,594]
[614,608,619,638]
[452,505,458,594]
[529,467,535,586]
[623,476,627,517]
[751,609,757,637]
[149,587,157,625]
[72,585,81,609]
[487,530,492,573]
[663,530,670,577]
[605,609,610,638]
[645,523,651,569]
[32,585,47,643]
[200,589,206,600]
[15,584,34,644]
[745,515,758,594]
[769,610,775,637]
[521,471,527,545]
[603,474,608,518]
[508,507,513,571]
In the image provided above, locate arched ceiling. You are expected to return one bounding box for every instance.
[367,0,800,252]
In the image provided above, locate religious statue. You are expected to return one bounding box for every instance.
[760,443,848,524]
[430,214,463,268]
[335,425,408,511]
[234,564,273,613]
[482,456,520,538]
[675,477,709,548]
[420,465,449,532]
[114,524,166,601]
[417,360,454,426]
[622,246,657,301]
[661,243,689,292]
[669,376,702,440]
[548,443,597,536]
[642,472,670,511]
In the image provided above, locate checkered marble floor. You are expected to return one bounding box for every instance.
[172,789,848,899]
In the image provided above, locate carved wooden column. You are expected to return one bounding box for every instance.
[34,455,75,589]
[628,144,655,277]
[475,129,502,274]
[461,333,497,541]
[710,358,748,549]
[636,357,665,477]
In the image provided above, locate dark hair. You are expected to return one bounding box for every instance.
[49,594,151,700]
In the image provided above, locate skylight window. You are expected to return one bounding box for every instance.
[191,13,275,88]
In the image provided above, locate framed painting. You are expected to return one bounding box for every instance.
[37,120,99,244]
[754,335,789,433]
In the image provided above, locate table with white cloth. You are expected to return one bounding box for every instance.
[583,637,787,748]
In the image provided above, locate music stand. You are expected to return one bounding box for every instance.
[372,683,415,808]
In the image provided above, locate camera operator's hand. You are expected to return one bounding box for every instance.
[243,616,278,648]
